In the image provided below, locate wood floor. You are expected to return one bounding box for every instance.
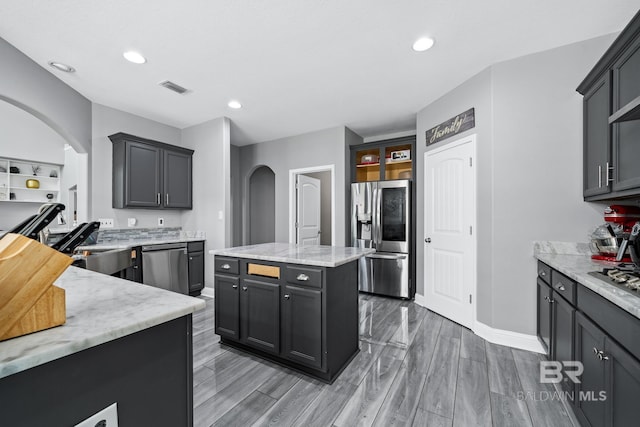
[192,294,579,427]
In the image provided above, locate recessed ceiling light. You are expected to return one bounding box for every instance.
[412,37,435,52]
[228,100,242,109]
[48,61,75,73]
[123,51,146,64]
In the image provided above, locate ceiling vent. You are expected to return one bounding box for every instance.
[159,80,189,95]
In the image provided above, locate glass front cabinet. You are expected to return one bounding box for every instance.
[351,136,415,182]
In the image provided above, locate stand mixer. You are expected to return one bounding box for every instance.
[590,205,640,262]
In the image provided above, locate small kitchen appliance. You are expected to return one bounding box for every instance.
[589,205,640,262]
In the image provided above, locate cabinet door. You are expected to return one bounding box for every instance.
[537,279,552,355]
[188,251,204,294]
[612,37,640,192]
[214,274,240,340]
[126,141,162,207]
[241,279,280,354]
[282,284,323,369]
[163,149,192,209]
[606,337,640,427]
[575,312,607,427]
[552,291,575,392]
[583,74,611,198]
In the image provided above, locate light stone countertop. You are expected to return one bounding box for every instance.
[0,266,205,380]
[210,243,376,267]
[534,241,640,319]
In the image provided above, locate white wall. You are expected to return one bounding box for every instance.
[416,34,616,335]
[91,103,183,228]
[181,117,231,289]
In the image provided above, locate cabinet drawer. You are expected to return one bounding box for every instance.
[577,285,640,359]
[215,257,239,275]
[537,261,551,285]
[285,265,323,288]
[550,270,576,305]
[188,241,204,252]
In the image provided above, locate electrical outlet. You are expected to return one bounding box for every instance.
[98,218,114,228]
[127,218,137,227]
[158,217,164,226]
[74,402,118,427]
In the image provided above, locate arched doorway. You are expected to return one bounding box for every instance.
[248,166,275,244]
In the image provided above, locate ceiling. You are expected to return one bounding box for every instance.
[1,1,638,146]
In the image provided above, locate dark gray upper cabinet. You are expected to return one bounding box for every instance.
[109,133,193,209]
[577,10,640,201]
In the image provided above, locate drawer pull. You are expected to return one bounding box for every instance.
[221,263,231,270]
[232,284,238,289]
[284,294,291,300]
[555,283,566,291]
[296,273,309,281]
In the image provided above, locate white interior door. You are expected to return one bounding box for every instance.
[424,135,476,329]
[296,174,321,245]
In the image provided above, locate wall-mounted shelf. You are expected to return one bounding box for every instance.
[609,94,640,124]
[0,157,61,203]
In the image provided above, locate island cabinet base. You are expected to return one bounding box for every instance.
[215,257,359,384]
[0,316,194,427]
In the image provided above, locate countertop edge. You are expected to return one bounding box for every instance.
[209,250,371,267]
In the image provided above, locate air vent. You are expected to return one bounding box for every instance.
[159,80,189,95]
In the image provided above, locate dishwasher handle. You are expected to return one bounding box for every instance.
[141,242,187,252]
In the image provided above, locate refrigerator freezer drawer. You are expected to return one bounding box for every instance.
[358,252,410,298]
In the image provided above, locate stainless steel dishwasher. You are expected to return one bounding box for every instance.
[141,242,189,295]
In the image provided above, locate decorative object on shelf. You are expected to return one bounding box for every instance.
[26,179,40,189]
[10,192,16,200]
[360,154,379,164]
[46,193,54,200]
[49,170,58,178]
[389,150,411,162]
[9,166,20,174]
[425,107,475,146]
[31,165,41,176]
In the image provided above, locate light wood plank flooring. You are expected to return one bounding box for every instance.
[192,294,579,427]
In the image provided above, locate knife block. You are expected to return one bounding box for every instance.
[0,233,72,341]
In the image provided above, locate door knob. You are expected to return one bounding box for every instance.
[425,237,431,243]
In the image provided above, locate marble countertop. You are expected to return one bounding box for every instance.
[534,242,640,319]
[77,237,204,251]
[210,243,376,267]
[0,266,205,380]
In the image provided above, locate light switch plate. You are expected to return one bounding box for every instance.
[74,402,118,427]
[98,218,114,228]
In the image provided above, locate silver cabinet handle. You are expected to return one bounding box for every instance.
[606,161,614,183]
[242,286,247,291]
[593,347,599,355]
[544,296,554,304]
[539,270,546,277]
[166,193,169,205]
[221,263,231,270]
[366,253,407,260]
[555,283,565,291]
[296,273,309,281]
[157,193,161,205]
[598,165,602,188]
[284,294,290,300]
[232,284,238,289]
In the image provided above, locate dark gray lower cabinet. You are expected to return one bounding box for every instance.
[537,278,552,353]
[214,274,240,340]
[188,250,204,295]
[575,312,607,427]
[241,278,280,354]
[282,284,323,369]
[214,257,358,383]
[553,290,575,391]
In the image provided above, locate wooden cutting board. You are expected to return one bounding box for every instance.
[0,233,72,341]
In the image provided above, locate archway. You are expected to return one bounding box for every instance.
[248,166,275,244]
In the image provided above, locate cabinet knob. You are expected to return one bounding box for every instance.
[284,294,290,300]
[593,347,599,355]
[242,286,248,291]
[232,284,238,289]
[539,270,546,277]
[221,264,231,270]
[555,283,565,291]
[296,273,309,281]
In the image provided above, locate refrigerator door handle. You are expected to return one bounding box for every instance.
[374,185,382,246]
[365,253,407,260]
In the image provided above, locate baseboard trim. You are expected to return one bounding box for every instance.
[200,287,215,298]
[413,293,544,354]
[474,320,545,354]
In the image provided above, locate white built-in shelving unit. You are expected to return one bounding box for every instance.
[0,157,61,204]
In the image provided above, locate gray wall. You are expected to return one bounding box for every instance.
[231,144,242,246]
[304,170,332,245]
[249,166,276,244]
[239,126,352,245]
[416,34,615,335]
[0,37,91,154]
[91,103,183,228]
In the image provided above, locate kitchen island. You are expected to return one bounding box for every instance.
[210,243,374,383]
[0,266,205,427]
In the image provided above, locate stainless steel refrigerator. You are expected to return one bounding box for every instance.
[351,180,412,298]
